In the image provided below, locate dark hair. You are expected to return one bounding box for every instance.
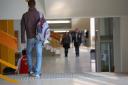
[22,49,26,55]
[28,0,36,8]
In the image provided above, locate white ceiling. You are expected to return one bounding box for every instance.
[0,0,128,19]
[44,0,128,19]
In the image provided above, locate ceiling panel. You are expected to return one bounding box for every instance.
[44,0,128,19]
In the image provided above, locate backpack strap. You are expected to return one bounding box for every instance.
[44,27,49,39]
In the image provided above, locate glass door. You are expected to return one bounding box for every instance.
[95,18,114,72]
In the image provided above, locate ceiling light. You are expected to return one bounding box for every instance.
[54,30,69,33]
[47,20,70,24]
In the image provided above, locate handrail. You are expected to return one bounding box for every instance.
[0,74,18,83]
[0,30,17,51]
[0,59,17,70]
[0,30,17,83]
[51,32,61,41]
[0,59,18,83]
[50,38,61,48]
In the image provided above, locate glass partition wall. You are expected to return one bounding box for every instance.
[95,18,115,72]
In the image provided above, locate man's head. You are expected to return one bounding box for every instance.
[75,28,80,32]
[28,0,36,8]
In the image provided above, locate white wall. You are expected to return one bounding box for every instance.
[113,16,128,72]
[113,18,121,72]
[45,0,128,19]
[0,0,45,19]
[120,16,128,72]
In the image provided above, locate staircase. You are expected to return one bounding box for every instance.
[0,30,17,51]
[0,20,18,83]
[0,21,63,83]
[43,32,62,56]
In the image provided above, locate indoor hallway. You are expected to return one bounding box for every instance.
[1,46,128,85]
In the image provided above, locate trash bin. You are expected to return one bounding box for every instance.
[90,49,96,60]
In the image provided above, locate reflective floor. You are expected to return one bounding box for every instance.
[1,46,128,85]
[1,73,128,85]
[42,46,91,74]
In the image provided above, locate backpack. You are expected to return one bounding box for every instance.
[36,13,50,44]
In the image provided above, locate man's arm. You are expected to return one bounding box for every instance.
[21,15,26,43]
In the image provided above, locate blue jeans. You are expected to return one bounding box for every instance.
[26,38,43,75]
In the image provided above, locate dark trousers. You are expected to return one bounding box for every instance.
[64,48,69,57]
[75,46,79,56]
[74,42,80,56]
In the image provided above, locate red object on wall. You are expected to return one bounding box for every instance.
[19,56,28,74]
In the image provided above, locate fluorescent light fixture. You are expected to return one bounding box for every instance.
[84,29,87,32]
[54,30,69,33]
[47,20,70,24]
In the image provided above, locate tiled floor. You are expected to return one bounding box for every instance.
[1,73,128,85]
[1,47,128,85]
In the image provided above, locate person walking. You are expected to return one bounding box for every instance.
[72,28,82,57]
[21,0,44,78]
[61,32,71,57]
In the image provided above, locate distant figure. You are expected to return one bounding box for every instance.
[61,32,71,57]
[72,28,82,57]
[85,30,89,38]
